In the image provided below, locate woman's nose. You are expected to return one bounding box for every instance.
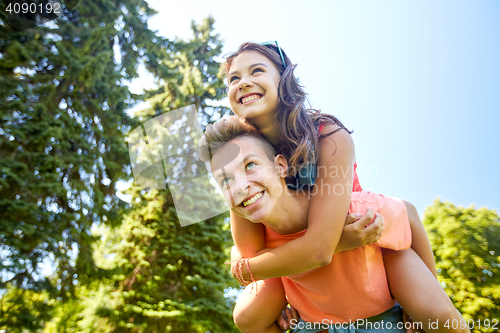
[238,76,253,90]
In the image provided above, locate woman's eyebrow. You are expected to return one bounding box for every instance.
[249,63,268,69]
[228,70,239,78]
[228,63,268,78]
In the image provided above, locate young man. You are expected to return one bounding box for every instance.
[200,116,469,333]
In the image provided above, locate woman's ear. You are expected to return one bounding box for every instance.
[274,154,288,178]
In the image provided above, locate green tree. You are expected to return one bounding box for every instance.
[0,283,52,333]
[423,199,500,332]
[41,278,113,333]
[96,17,238,333]
[143,16,231,127]
[0,0,164,329]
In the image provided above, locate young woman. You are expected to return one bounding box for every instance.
[213,42,469,333]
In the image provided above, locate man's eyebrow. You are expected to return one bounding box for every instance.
[243,153,261,162]
[213,168,224,179]
[228,63,268,78]
[213,170,227,184]
[213,153,260,176]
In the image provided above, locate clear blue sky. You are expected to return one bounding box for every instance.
[136,0,500,217]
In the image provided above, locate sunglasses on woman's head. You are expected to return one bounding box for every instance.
[225,41,287,69]
[260,41,287,69]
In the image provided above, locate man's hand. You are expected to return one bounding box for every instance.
[403,310,415,333]
[402,310,428,333]
[276,305,300,331]
[335,208,384,254]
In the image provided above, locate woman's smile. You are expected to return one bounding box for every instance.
[227,51,280,125]
[239,93,262,105]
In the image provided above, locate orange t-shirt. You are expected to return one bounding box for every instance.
[264,190,411,323]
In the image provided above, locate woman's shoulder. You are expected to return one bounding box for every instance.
[319,123,353,144]
[318,122,349,136]
[317,123,355,161]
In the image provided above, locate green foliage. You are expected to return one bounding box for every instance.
[41,280,114,333]
[0,1,238,332]
[138,16,231,128]
[1,0,235,328]
[1,0,161,297]
[97,189,237,332]
[0,283,52,332]
[423,199,500,332]
[94,17,238,333]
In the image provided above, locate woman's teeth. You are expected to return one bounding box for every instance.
[241,94,261,104]
[242,192,263,207]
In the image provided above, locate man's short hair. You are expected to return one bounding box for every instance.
[199,116,276,162]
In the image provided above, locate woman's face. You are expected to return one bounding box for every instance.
[227,51,281,127]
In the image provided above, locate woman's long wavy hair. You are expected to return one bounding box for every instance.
[224,42,352,175]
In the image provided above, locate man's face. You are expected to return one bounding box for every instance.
[211,136,285,223]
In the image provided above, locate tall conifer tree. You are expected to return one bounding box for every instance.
[97,17,238,332]
[0,0,164,329]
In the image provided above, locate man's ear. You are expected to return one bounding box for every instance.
[274,154,288,178]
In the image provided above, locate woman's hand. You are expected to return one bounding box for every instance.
[230,246,243,283]
[335,208,385,254]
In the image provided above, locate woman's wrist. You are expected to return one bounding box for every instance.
[232,258,256,286]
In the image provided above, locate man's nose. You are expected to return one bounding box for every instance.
[234,175,249,195]
[230,175,249,207]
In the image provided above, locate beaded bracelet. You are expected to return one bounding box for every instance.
[225,259,250,285]
[226,258,257,289]
[244,258,258,293]
[237,259,252,286]
[245,259,255,280]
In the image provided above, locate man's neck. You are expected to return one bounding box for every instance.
[263,189,309,235]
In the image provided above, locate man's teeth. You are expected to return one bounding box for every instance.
[241,95,261,104]
[242,192,263,207]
